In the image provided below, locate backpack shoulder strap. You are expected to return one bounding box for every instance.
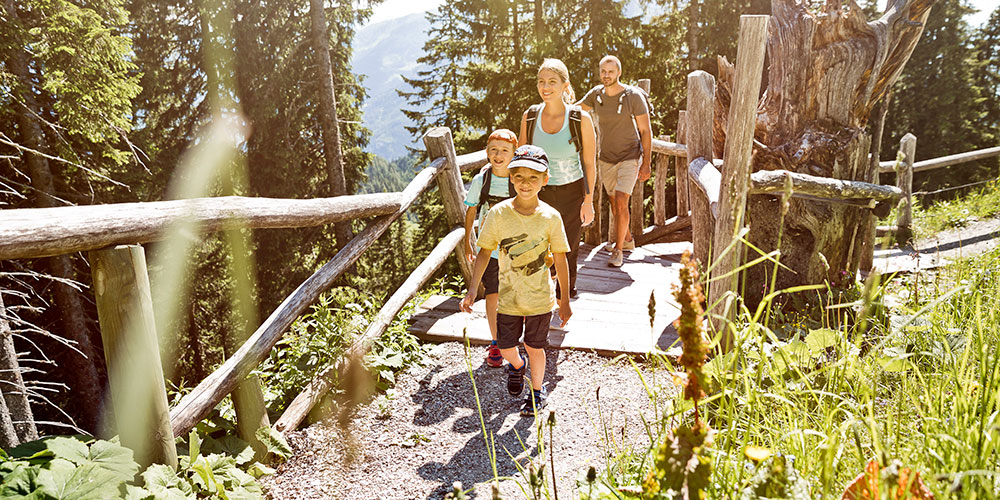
[525,104,541,145]
[477,165,492,214]
[568,105,582,153]
[567,105,590,195]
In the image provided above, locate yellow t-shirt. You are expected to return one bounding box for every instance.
[476,199,571,316]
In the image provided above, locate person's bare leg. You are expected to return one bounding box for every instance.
[614,191,631,250]
[486,293,498,342]
[500,347,523,367]
[524,345,546,391]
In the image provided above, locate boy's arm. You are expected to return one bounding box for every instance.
[463,206,477,263]
[460,247,494,313]
[552,252,572,326]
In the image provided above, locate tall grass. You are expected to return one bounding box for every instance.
[468,250,1000,498]
[622,247,1000,499]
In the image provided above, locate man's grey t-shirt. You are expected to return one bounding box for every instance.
[581,85,648,163]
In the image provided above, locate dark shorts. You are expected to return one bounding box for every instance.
[482,257,499,295]
[497,312,551,350]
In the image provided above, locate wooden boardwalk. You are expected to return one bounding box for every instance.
[409,241,692,356]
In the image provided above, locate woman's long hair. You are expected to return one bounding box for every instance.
[538,58,575,105]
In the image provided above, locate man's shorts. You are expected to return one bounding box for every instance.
[598,157,640,196]
[497,311,551,350]
[483,257,499,295]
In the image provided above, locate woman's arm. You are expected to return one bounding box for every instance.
[579,110,597,226]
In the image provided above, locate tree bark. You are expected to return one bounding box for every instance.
[688,0,699,72]
[1,293,37,445]
[5,0,104,433]
[309,0,353,250]
[726,0,936,308]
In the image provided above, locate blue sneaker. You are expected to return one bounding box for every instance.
[506,356,526,396]
[520,387,547,417]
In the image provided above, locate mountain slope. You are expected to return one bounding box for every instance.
[353,13,429,160]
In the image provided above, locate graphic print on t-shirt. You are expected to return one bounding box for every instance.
[498,232,548,277]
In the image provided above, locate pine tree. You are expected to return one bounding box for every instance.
[884,0,989,194]
[972,6,1000,149]
[0,0,141,433]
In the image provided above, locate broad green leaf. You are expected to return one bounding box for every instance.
[36,458,125,500]
[122,484,154,500]
[805,328,839,355]
[254,427,291,461]
[87,440,138,481]
[43,438,89,466]
[187,430,200,460]
[141,464,181,489]
[202,435,254,465]
[0,461,42,496]
[246,462,275,478]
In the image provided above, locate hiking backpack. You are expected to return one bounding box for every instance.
[593,84,654,123]
[524,104,590,194]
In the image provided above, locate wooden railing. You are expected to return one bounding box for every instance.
[0,127,472,468]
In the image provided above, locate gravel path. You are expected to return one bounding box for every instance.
[261,342,674,499]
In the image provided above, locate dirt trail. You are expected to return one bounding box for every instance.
[262,343,672,499]
[872,217,1000,273]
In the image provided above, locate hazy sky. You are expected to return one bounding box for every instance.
[366,0,997,28]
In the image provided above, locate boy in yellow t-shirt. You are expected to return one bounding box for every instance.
[461,145,572,417]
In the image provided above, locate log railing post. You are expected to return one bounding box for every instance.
[423,127,473,284]
[629,78,652,240]
[653,134,670,226]
[686,72,716,269]
[896,133,915,242]
[90,245,177,469]
[676,111,690,217]
[709,15,769,348]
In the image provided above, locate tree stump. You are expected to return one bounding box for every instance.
[716,0,936,307]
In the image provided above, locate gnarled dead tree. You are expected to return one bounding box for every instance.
[714,0,936,306]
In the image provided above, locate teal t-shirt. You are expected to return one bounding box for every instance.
[531,103,584,186]
[464,169,511,259]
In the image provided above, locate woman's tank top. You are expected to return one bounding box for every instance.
[531,103,583,186]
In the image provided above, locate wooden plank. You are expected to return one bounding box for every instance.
[635,215,691,246]
[91,245,177,469]
[896,134,915,232]
[750,169,902,201]
[650,139,687,157]
[0,193,402,261]
[686,72,717,269]
[710,15,768,347]
[878,145,1000,174]
[424,128,473,285]
[676,112,690,217]
[654,134,670,225]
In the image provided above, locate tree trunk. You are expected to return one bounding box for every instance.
[534,0,543,40]
[1,293,37,445]
[6,0,104,433]
[688,0,699,72]
[309,0,353,250]
[726,0,936,307]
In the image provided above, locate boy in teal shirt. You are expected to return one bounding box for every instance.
[463,129,517,368]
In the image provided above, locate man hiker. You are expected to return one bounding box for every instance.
[578,55,652,268]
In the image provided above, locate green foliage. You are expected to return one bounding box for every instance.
[0,432,271,500]
[885,0,995,196]
[254,286,429,415]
